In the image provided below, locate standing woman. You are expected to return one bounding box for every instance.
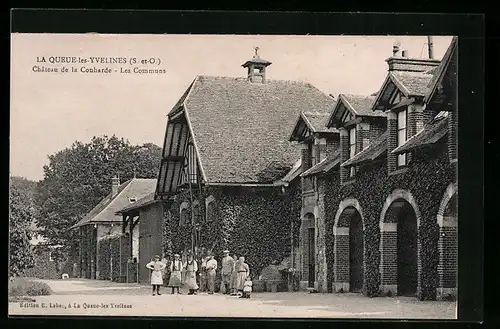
[230,254,239,296]
[235,257,250,295]
[146,255,166,296]
[168,254,184,294]
[184,254,199,295]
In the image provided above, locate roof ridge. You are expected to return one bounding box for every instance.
[302,110,330,116]
[195,74,316,86]
[342,93,375,99]
[88,179,135,224]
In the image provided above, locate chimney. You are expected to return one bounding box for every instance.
[427,36,434,59]
[241,47,272,83]
[386,42,440,72]
[111,175,120,197]
[392,43,401,57]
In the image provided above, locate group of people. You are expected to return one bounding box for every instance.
[145,250,253,298]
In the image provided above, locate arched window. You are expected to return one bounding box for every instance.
[205,195,216,222]
[192,201,201,226]
[179,202,189,227]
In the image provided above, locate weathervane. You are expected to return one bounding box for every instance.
[254,46,260,58]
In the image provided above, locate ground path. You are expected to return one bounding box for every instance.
[9,279,456,319]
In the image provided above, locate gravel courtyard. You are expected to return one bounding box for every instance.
[9,279,457,319]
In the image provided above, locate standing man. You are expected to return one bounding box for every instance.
[205,254,217,295]
[168,254,183,294]
[221,250,234,295]
[199,249,208,292]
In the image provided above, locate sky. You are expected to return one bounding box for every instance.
[10,34,453,181]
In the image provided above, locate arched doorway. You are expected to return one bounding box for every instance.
[395,201,418,296]
[379,189,421,297]
[300,213,315,289]
[333,199,365,293]
[437,184,457,300]
[349,212,364,292]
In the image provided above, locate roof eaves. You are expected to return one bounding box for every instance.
[301,158,327,177]
[327,96,345,128]
[391,126,426,154]
[289,114,305,141]
[182,78,208,183]
[371,74,392,111]
[424,37,457,103]
[340,94,359,116]
[389,72,411,97]
[341,133,387,167]
[301,112,318,133]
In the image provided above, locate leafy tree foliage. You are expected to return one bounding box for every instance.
[35,135,161,254]
[9,180,36,277]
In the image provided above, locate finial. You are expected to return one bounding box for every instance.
[254,46,260,58]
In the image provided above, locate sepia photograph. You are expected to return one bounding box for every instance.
[10,31,458,319]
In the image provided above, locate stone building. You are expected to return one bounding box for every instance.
[71,177,156,280]
[293,38,457,300]
[116,50,333,285]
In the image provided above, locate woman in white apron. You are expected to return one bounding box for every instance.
[184,254,199,295]
[146,255,166,296]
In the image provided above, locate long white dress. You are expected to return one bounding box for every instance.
[184,260,199,290]
[146,261,166,285]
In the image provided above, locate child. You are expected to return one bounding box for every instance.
[146,255,166,296]
[240,276,253,299]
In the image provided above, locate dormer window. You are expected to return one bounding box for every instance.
[397,108,408,167]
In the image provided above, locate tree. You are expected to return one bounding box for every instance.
[9,181,36,277]
[35,135,162,254]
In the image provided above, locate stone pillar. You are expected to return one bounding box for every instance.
[356,122,371,152]
[315,185,328,292]
[333,226,350,292]
[448,110,458,162]
[339,128,349,184]
[437,216,458,300]
[317,138,327,162]
[379,222,397,296]
[387,111,398,174]
[299,220,309,289]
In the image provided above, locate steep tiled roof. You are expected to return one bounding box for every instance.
[391,71,433,96]
[116,192,156,215]
[301,149,341,177]
[71,178,157,228]
[392,112,449,154]
[302,111,337,133]
[341,94,385,117]
[341,132,388,167]
[424,37,458,103]
[179,75,335,183]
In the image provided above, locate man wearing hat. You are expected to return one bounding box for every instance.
[221,250,234,295]
[205,254,217,294]
[168,254,183,294]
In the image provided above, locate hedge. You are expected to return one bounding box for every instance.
[97,234,128,281]
[322,141,455,299]
[163,181,301,282]
[9,277,52,297]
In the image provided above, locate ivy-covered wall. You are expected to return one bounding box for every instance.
[163,180,301,289]
[322,141,456,300]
